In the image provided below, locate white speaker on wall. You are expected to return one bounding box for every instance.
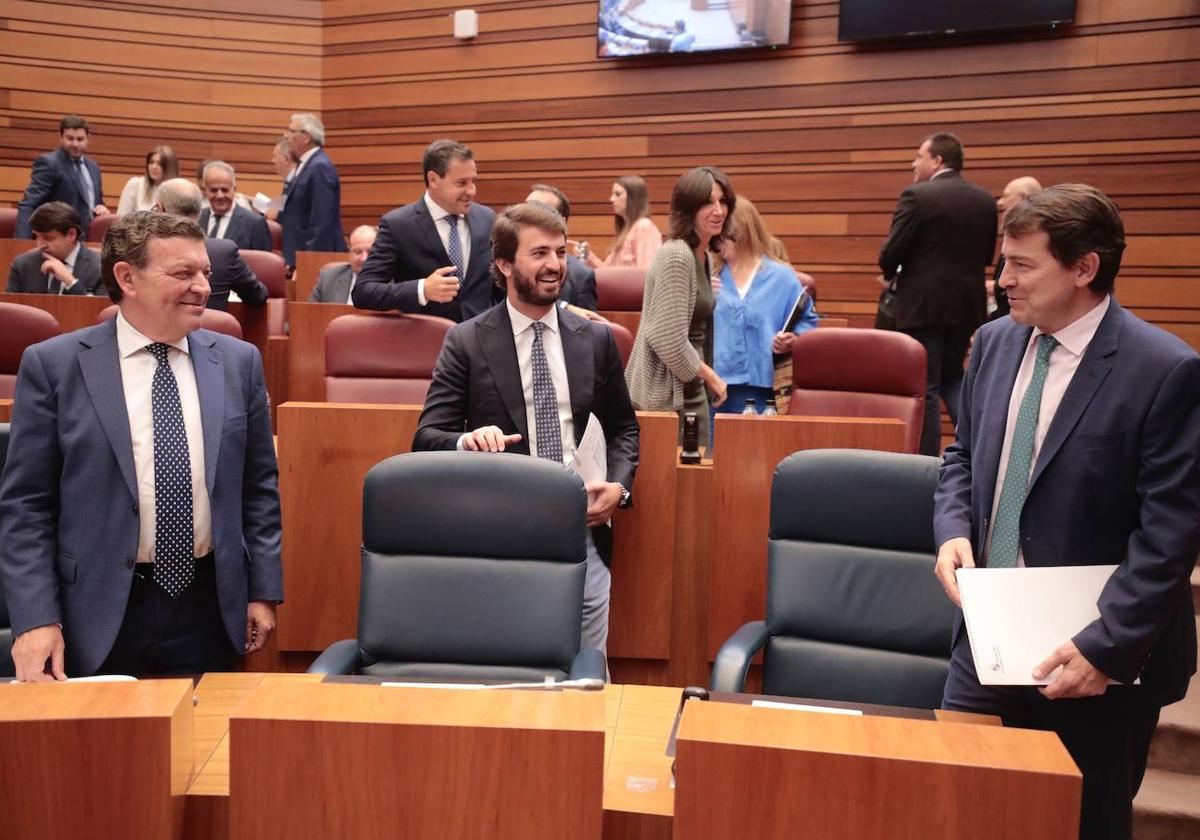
[453,9,479,40]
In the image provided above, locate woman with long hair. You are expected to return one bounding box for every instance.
[116,145,178,214]
[625,166,734,446]
[712,197,818,420]
[578,175,662,269]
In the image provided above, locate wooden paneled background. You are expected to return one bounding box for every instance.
[2,0,1198,347]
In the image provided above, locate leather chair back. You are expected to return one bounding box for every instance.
[0,208,17,239]
[96,304,244,339]
[324,313,452,404]
[239,249,287,336]
[88,213,119,244]
[0,423,13,678]
[266,219,282,253]
[765,448,953,707]
[595,267,645,311]
[355,451,588,680]
[788,328,927,454]
[0,303,61,398]
[607,321,634,367]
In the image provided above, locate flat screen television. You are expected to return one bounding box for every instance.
[597,0,793,58]
[838,0,1075,42]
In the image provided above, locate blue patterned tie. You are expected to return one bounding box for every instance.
[988,334,1058,568]
[147,342,195,597]
[531,323,563,463]
[445,214,465,282]
[76,160,96,212]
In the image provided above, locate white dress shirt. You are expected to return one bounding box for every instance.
[416,191,471,307]
[116,311,213,563]
[294,145,319,178]
[207,211,232,239]
[345,272,358,305]
[985,295,1110,565]
[53,243,83,293]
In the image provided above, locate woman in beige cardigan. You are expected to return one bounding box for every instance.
[625,167,733,446]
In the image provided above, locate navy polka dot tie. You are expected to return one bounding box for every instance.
[147,342,194,597]
[531,323,563,463]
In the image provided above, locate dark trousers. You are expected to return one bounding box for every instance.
[901,325,972,456]
[97,555,236,677]
[943,629,1160,840]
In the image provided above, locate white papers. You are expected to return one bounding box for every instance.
[252,192,285,214]
[957,565,1118,686]
[570,414,610,524]
[752,700,863,716]
[9,675,138,684]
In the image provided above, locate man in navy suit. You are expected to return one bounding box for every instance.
[414,202,639,655]
[279,113,346,268]
[6,202,102,295]
[15,114,110,239]
[0,211,283,681]
[199,161,273,252]
[933,185,1200,839]
[353,139,498,322]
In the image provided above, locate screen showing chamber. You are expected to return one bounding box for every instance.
[598,0,793,58]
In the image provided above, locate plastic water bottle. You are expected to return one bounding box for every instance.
[741,399,758,416]
[763,398,778,416]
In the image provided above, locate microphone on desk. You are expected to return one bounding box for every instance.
[483,678,606,692]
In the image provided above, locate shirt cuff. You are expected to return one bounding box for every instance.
[455,433,469,451]
[417,278,427,307]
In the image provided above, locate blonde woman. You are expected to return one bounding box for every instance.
[576,175,662,269]
[117,145,178,214]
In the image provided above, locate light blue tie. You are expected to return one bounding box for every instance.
[76,160,96,210]
[445,214,465,282]
[988,334,1058,568]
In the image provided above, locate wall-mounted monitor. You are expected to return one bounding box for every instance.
[838,0,1075,42]
[597,0,793,58]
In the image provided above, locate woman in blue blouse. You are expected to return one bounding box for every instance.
[713,197,818,422]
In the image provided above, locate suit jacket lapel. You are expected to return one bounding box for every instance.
[333,265,354,302]
[558,314,593,446]
[977,323,1032,522]
[189,331,225,497]
[78,322,138,502]
[1029,299,1121,489]
[199,208,212,235]
[413,200,451,265]
[465,204,490,283]
[478,305,529,442]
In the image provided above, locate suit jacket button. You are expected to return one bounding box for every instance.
[132,504,139,515]
[125,557,135,568]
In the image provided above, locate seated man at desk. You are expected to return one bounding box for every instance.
[6,201,103,295]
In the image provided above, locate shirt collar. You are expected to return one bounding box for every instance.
[931,168,955,180]
[115,309,191,359]
[423,191,463,222]
[506,298,559,337]
[64,243,82,271]
[1033,295,1110,359]
[298,146,319,166]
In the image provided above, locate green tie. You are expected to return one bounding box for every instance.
[988,334,1058,568]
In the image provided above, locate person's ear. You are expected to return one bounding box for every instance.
[1073,252,1100,289]
[113,262,138,297]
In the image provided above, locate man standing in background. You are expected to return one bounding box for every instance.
[280,113,346,268]
[15,114,109,239]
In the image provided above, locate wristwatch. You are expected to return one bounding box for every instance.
[616,483,632,509]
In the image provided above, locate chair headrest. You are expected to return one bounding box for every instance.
[792,328,926,397]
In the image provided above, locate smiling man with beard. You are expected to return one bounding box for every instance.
[414,202,640,658]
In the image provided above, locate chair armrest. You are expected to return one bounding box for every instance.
[307,639,361,675]
[569,647,607,682]
[709,621,769,692]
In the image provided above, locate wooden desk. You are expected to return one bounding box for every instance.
[0,398,11,422]
[287,301,355,402]
[0,238,36,280]
[0,292,111,333]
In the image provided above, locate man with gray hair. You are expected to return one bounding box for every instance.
[199,161,272,253]
[157,178,268,312]
[989,176,1043,321]
[280,112,346,268]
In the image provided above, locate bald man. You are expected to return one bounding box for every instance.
[312,225,377,304]
[989,176,1043,320]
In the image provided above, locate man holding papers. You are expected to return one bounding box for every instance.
[414,202,640,656]
[932,184,1200,840]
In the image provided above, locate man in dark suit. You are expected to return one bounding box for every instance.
[414,202,639,655]
[279,113,346,268]
[309,225,376,303]
[156,179,268,312]
[199,161,273,253]
[525,184,599,313]
[6,202,102,295]
[879,132,997,455]
[0,211,283,680]
[988,175,1043,322]
[15,114,110,240]
[933,185,1200,840]
[353,139,498,322]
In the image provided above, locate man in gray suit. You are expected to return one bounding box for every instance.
[6,202,102,295]
[311,225,376,303]
[0,211,283,680]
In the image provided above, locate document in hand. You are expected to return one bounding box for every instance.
[956,565,1119,686]
[570,414,610,525]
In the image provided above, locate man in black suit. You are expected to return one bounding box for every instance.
[156,179,268,312]
[7,202,102,295]
[989,176,1043,322]
[280,113,346,268]
[353,139,498,322]
[878,132,997,455]
[15,114,109,240]
[525,184,599,313]
[309,225,376,303]
[199,162,273,253]
[414,203,640,655]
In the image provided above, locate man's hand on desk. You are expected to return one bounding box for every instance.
[934,537,974,608]
[12,623,67,682]
[1034,641,1109,700]
[585,482,623,527]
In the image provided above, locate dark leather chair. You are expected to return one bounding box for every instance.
[309,451,606,681]
[0,423,13,678]
[710,448,955,709]
[240,248,288,336]
[324,313,453,404]
[595,266,645,312]
[0,207,17,239]
[96,304,244,339]
[266,218,282,253]
[0,302,61,398]
[88,212,119,244]
[788,327,927,454]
